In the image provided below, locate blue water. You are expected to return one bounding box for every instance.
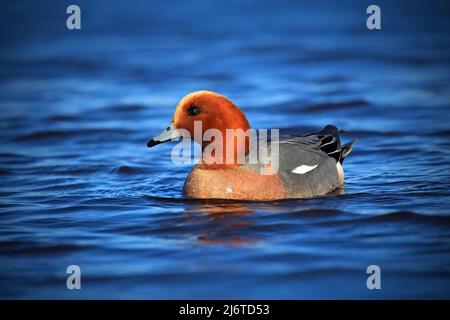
[1,0,450,299]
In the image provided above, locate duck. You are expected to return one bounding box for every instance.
[147,90,355,201]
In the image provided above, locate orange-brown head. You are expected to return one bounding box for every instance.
[147,91,250,167]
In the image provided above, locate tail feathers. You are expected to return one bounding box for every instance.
[339,138,357,164]
[310,125,356,164]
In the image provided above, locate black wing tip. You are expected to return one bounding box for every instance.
[320,125,350,135]
[304,125,356,163]
[319,124,339,135]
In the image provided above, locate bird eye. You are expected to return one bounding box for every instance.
[187,105,201,116]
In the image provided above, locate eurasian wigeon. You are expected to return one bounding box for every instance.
[147,90,355,200]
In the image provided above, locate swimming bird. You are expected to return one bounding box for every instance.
[147,90,355,200]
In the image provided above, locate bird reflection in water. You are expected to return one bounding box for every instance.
[184,201,281,246]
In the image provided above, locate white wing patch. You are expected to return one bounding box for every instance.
[291,164,318,174]
[226,186,233,194]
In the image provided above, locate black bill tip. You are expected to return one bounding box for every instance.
[147,139,162,148]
